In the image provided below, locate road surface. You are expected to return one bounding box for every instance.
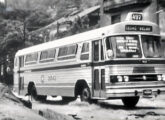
[32,95,165,120]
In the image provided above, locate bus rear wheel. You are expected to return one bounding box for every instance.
[122,96,139,107]
[28,85,47,101]
[30,85,38,100]
[80,87,91,102]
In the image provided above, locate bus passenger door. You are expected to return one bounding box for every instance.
[18,56,24,94]
[92,40,105,98]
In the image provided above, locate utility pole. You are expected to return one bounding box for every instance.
[23,20,26,47]
[157,0,160,25]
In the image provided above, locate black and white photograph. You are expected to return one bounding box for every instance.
[1,0,165,120]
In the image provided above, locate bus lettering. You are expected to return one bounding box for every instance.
[132,13,143,21]
[48,75,56,81]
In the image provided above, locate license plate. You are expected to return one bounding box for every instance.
[143,89,152,96]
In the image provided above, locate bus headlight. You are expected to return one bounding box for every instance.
[162,75,165,81]
[117,76,123,82]
[157,75,162,81]
[124,76,129,82]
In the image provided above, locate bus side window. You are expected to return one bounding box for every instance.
[80,42,89,60]
[161,40,165,57]
[93,40,99,61]
[58,44,77,60]
[106,37,114,58]
[40,49,56,63]
[25,53,38,65]
[19,56,24,67]
[101,41,104,60]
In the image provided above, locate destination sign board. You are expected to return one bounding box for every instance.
[125,25,152,32]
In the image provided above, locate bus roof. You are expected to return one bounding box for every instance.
[15,20,159,57]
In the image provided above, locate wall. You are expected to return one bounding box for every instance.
[100,0,158,27]
[143,0,158,24]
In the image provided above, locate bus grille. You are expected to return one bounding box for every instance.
[129,75,157,82]
[110,75,158,83]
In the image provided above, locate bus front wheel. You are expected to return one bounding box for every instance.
[80,87,91,102]
[122,96,139,107]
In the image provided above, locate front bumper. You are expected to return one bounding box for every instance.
[105,81,165,98]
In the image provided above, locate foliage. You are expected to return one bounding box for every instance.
[26,10,54,31]
[0,6,55,84]
[55,0,75,19]
[55,0,99,19]
[0,19,25,83]
[6,0,58,10]
[3,9,30,20]
[54,15,99,40]
[0,0,101,84]
[0,20,25,49]
[81,0,100,9]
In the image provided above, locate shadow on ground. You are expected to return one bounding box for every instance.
[98,101,165,110]
[35,97,165,111]
[37,99,74,105]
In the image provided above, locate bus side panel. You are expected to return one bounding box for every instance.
[13,57,20,94]
[13,71,19,93]
[21,66,92,97]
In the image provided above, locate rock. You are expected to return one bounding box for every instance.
[68,114,82,120]
[0,83,32,109]
[39,109,74,120]
[19,98,32,109]
[1,117,15,120]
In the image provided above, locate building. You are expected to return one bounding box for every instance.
[100,0,165,36]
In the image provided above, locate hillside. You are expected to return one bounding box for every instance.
[6,0,100,24]
[6,0,100,11]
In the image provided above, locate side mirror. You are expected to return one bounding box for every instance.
[107,49,114,58]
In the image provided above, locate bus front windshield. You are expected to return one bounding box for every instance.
[141,35,165,58]
[106,35,142,58]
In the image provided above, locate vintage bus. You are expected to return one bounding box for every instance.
[14,12,165,107]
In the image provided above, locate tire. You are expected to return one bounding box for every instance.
[80,87,91,102]
[91,99,98,104]
[28,84,47,102]
[30,84,38,100]
[122,96,140,107]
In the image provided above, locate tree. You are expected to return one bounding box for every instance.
[6,0,58,10]
[0,19,25,84]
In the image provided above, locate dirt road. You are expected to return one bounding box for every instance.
[32,95,165,120]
